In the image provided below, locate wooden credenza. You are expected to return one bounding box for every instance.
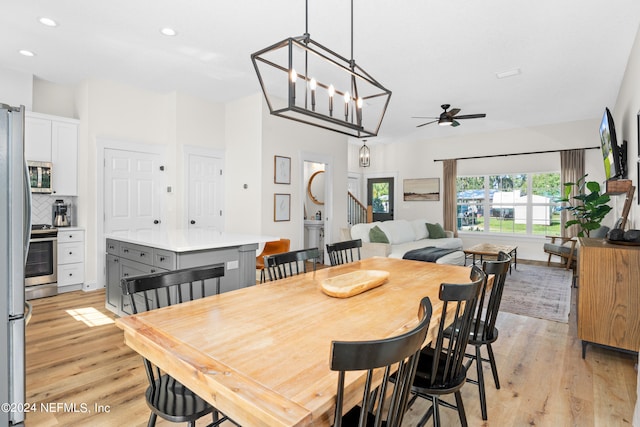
[577,237,640,357]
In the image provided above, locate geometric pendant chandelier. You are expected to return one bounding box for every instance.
[251,0,392,138]
[359,140,370,167]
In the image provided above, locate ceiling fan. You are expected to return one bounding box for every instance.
[413,104,486,128]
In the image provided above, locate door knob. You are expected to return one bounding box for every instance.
[190,220,196,225]
[154,220,160,224]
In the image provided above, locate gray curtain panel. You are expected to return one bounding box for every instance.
[560,149,585,238]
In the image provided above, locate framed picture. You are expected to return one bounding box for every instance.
[274,193,290,221]
[274,155,291,184]
[403,178,440,201]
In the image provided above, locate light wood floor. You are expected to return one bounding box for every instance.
[25,274,637,426]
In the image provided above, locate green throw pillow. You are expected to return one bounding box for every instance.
[369,225,389,243]
[426,222,447,239]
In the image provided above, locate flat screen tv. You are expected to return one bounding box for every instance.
[599,107,626,179]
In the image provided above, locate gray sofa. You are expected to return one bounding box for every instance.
[347,219,465,265]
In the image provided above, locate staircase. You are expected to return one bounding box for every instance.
[348,192,372,226]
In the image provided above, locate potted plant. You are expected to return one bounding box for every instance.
[557,175,612,237]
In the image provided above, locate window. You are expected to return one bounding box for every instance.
[456,173,561,235]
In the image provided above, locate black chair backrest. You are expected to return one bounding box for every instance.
[121,264,225,314]
[326,239,362,266]
[120,264,226,396]
[264,248,320,281]
[330,297,433,427]
[428,266,485,388]
[472,251,512,341]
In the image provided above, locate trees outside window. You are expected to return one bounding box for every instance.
[456,173,561,235]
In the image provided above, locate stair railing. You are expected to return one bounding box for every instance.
[348,192,373,225]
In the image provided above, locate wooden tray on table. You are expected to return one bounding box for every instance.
[320,270,390,298]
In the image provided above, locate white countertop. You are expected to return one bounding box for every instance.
[105,229,279,253]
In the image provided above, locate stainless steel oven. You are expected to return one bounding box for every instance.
[25,225,58,299]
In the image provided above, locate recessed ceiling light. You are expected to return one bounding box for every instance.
[160,27,177,36]
[496,68,522,79]
[38,17,58,27]
[19,50,35,57]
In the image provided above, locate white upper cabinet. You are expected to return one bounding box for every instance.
[24,116,52,162]
[25,112,79,196]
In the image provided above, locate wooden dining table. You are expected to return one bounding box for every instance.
[115,256,474,427]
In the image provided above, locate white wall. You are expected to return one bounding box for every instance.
[32,78,76,118]
[261,99,348,251]
[224,93,263,235]
[0,68,32,109]
[613,24,640,229]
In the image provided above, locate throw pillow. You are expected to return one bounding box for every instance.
[426,222,446,239]
[369,225,390,243]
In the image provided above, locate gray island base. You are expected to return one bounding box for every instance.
[105,230,276,316]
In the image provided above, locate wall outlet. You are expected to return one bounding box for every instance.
[226,260,239,270]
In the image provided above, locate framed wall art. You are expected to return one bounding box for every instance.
[274,193,291,221]
[274,155,291,184]
[403,178,440,201]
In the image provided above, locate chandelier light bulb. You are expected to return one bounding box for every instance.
[328,84,335,116]
[344,91,350,121]
[289,68,297,105]
[310,78,317,111]
[356,98,363,126]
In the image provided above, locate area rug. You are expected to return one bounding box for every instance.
[499,264,572,323]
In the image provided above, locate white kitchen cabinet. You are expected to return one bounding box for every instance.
[25,112,79,196]
[57,228,85,292]
[24,116,52,162]
[51,121,79,196]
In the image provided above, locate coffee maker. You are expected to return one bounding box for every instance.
[52,199,70,227]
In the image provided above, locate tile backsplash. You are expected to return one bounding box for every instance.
[31,193,77,225]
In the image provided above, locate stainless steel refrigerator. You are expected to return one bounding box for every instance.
[0,103,30,426]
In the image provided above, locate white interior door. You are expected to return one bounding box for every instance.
[104,148,164,239]
[187,153,223,230]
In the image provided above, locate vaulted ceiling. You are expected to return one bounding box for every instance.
[1,0,639,143]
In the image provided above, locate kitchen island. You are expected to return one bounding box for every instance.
[105,229,277,316]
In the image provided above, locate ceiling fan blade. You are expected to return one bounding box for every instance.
[411,116,439,119]
[448,108,461,117]
[452,120,461,127]
[416,120,438,128]
[455,113,487,120]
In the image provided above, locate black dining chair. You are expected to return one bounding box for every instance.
[121,264,237,427]
[330,296,433,427]
[326,239,362,266]
[406,265,486,427]
[264,247,320,281]
[459,251,511,420]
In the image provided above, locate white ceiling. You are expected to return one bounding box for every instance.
[1,0,639,144]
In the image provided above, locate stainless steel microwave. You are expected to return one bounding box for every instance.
[27,161,52,193]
